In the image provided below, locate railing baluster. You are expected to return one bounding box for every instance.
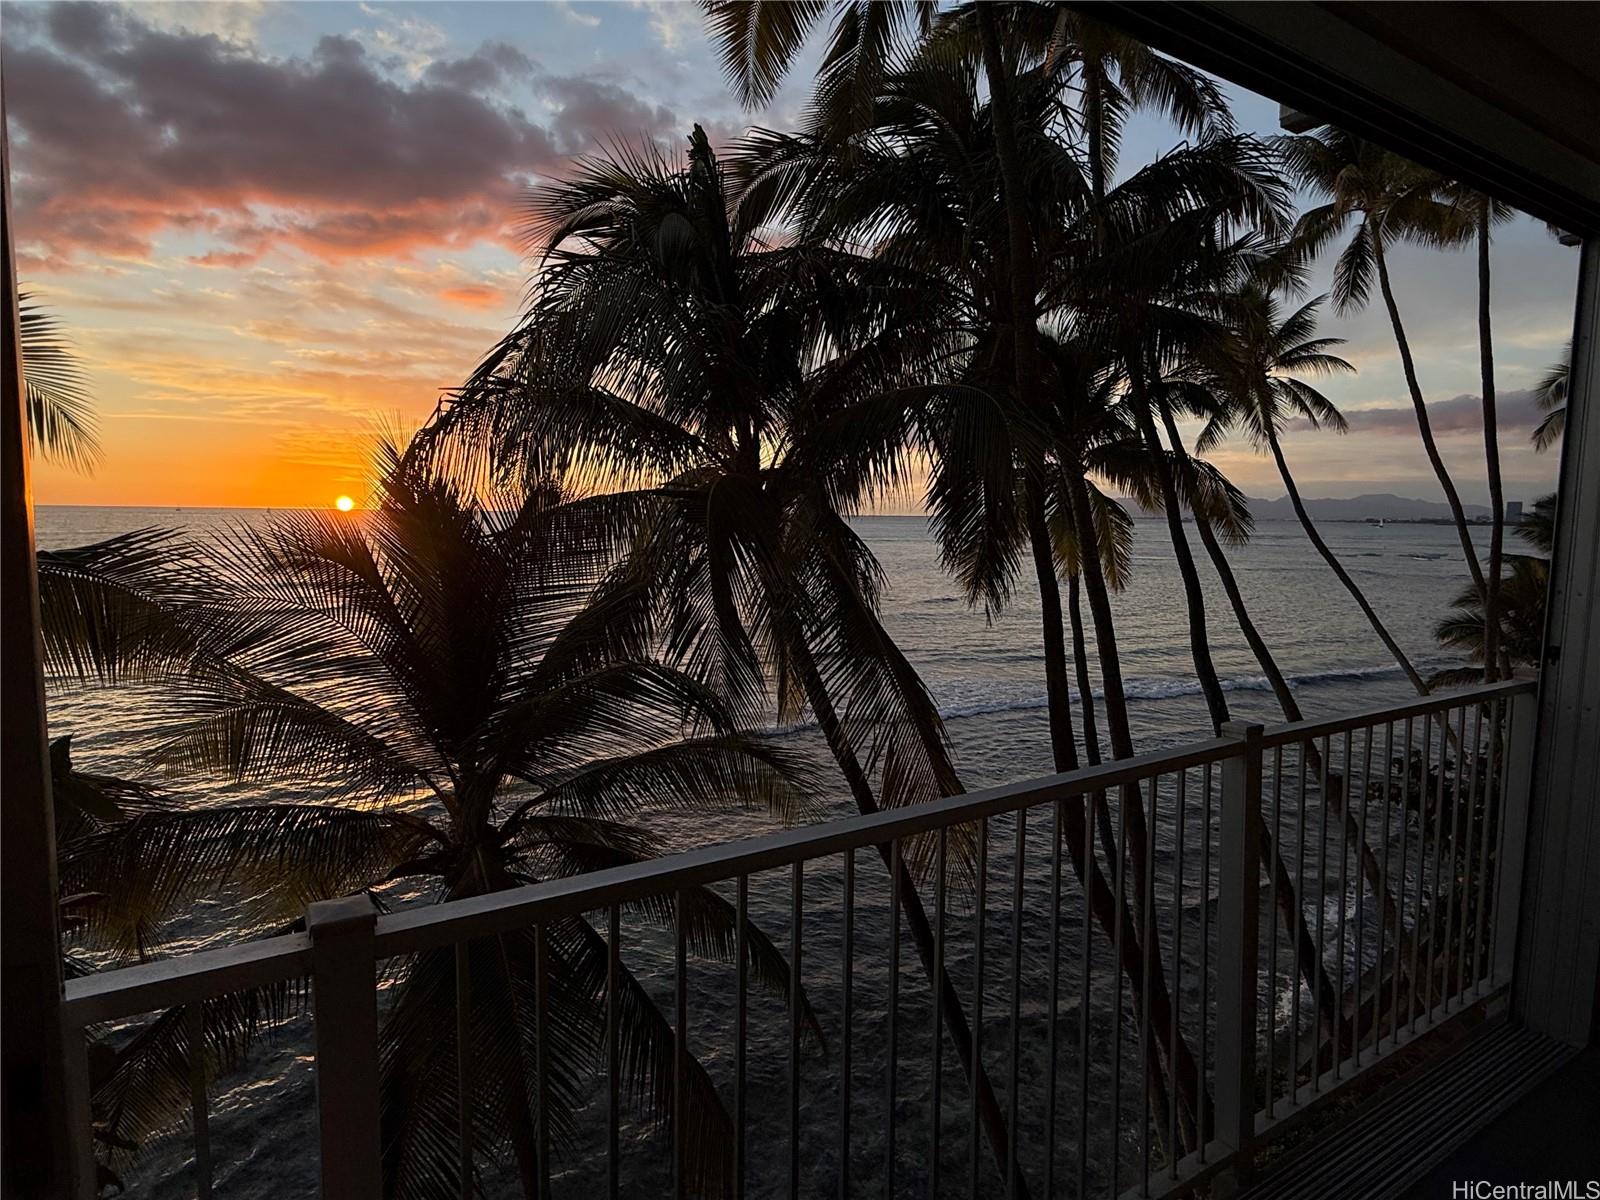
[1266,748,1283,1113]
[307,894,382,1200]
[1410,713,1431,1036]
[1375,720,1394,1057]
[790,862,803,1200]
[1446,710,1465,1011]
[840,852,853,1200]
[534,923,551,1200]
[1313,735,1331,1090]
[455,941,472,1200]
[187,1002,212,1200]
[1427,712,1449,1022]
[1169,769,1186,1180]
[1078,790,1094,1199]
[1459,703,1484,1001]
[1393,717,1413,1048]
[1292,742,1309,1093]
[887,839,901,1200]
[931,832,946,1199]
[1007,812,1025,1200]
[1139,775,1157,1198]
[1216,724,1263,1170]
[1356,724,1373,1065]
[674,892,687,1200]
[1198,763,1212,1165]
[1335,729,1351,1079]
[1109,785,1128,1199]
[1045,802,1061,1199]
[970,818,987,1200]
[734,880,748,1200]
[1470,701,1499,995]
[607,906,621,1200]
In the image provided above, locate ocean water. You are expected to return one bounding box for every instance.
[38,506,1479,786]
[37,505,1494,1198]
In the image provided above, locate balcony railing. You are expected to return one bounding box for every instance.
[59,677,1538,1199]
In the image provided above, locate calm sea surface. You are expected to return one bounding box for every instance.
[37,505,1494,1198]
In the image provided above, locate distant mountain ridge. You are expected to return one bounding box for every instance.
[1242,493,1495,522]
[1108,492,1496,522]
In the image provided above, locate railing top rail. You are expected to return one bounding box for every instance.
[1257,677,1533,749]
[61,933,311,1028]
[372,734,1240,957]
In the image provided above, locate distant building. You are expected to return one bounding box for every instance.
[1506,500,1524,523]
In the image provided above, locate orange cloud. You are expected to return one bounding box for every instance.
[438,284,506,310]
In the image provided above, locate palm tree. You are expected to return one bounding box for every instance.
[1433,495,1554,684]
[739,55,1294,1145]
[1532,345,1569,451]
[702,0,928,143]
[418,126,1030,1184]
[50,449,814,1198]
[1278,128,1484,592]
[1212,286,1434,697]
[19,289,102,471]
[1442,186,1516,679]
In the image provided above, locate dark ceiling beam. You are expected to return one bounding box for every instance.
[1077,1,1600,235]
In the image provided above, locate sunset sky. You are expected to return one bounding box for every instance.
[4,1,1581,510]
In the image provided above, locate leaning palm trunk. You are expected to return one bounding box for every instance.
[1371,238,1485,591]
[1024,471,1082,775]
[1026,471,1206,1143]
[1163,413,1404,1038]
[1268,429,1432,695]
[783,628,1025,1188]
[1064,470,1209,1141]
[981,8,1202,1150]
[1066,570,1120,868]
[1476,209,1505,679]
[1137,394,1351,1045]
[1127,381,1231,732]
[1067,574,1103,766]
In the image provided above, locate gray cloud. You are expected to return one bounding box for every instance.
[1330,389,1543,435]
[3,3,678,265]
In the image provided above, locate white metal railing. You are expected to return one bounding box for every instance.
[59,677,1538,1199]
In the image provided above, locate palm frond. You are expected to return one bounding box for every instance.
[19,291,101,471]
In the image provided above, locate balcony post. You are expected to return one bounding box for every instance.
[1215,722,1264,1170]
[1492,685,1538,987]
[308,894,383,1200]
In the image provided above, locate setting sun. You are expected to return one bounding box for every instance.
[335,495,355,512]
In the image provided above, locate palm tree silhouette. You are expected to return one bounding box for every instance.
[48,447,813,1197]
[1279,127,1483,592]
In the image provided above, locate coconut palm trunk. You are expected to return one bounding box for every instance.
[978,9,1203,1154]
[758,540,1025,1183]
[1128,377,1232,732]
[1371,238,1485,591]
[1267,428,1432,695]
[782,629,1027,1189]
[1064,469,1211,1136]
[974,6,1077,768]
[1163,412,1405,947]
[1475,206,1505,679]
[1124,401,1344,1045]
[1025,470,1082,774]
[1067,573,1103,766]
